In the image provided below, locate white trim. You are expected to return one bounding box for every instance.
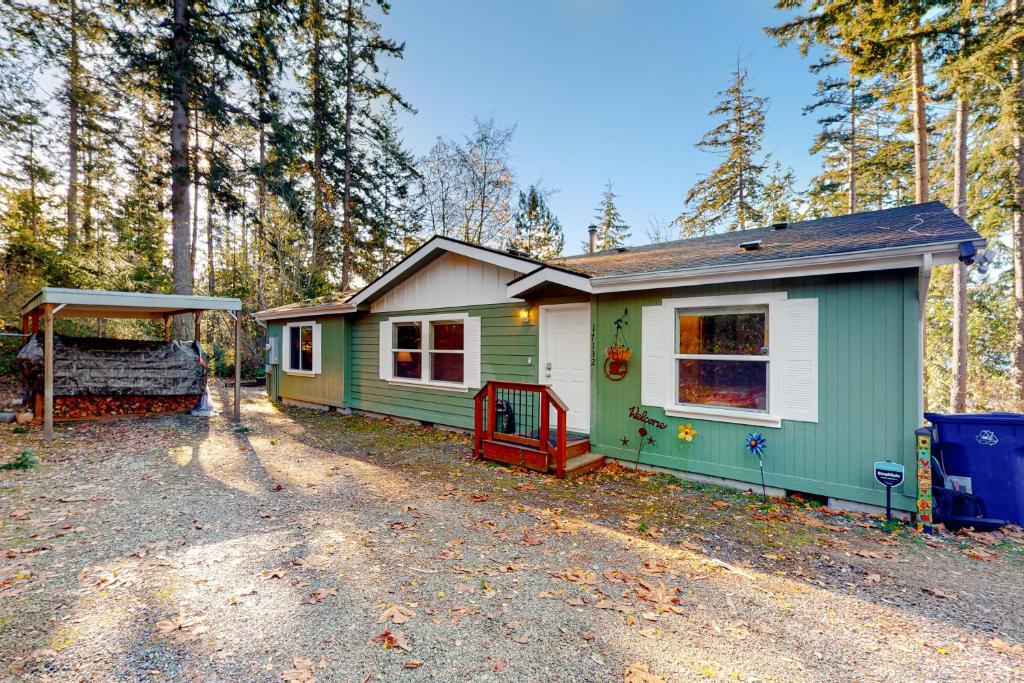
[586,241,984,294]
[506,267,592,298]
[664,405,782,428]
[255,302,355,322]
[538,302,592,433]
[660,292,787,429]
[382,312,475,390]
[282,321,320,376]
[350,237,535,307]
[384,379,470,393]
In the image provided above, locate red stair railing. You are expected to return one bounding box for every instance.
[473,381,568,477]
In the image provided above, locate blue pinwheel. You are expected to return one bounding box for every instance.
[745,432,766,457]
[745,432,768,501]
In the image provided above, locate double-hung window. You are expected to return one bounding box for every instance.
[675,306,769,412]
[381,313,480,390]
[642,292,818,428]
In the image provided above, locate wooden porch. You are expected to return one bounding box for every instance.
[473,381,604,479]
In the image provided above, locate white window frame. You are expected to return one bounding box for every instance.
[662,293,786,428]
[385,312,471,392]
[283,321,319,377]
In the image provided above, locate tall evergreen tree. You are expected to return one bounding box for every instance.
[762,161,800,223]
[675,59,768,234]
[590,181,630,250]
[507,185,564,260]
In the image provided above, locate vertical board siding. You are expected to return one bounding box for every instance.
[590,270,920,512]
[349,303,539,429]
[267,318,347,407]
[370,252,526,313]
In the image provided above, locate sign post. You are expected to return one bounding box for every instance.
[874,461,905,521]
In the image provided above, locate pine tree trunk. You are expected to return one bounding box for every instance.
[29,128,38,240]
[848,73,857,214]
[207,134,216,297]
[341,0,355,290]
[66,0,79,252]
[951,96,969,412]
[1012,8,1024,408]
[311,15,326,289]
[256,111,267,310]
[910,36,930,204]
[171,0,193,338]
[190,117,199,278]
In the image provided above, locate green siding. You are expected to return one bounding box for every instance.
[589,269,921,512]
[348,303,539,429]
[267,317,348,407]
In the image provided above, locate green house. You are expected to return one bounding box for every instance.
[255,201,984,516]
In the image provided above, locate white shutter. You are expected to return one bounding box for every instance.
[464,316,482,388]
[641,305,673,408]
[379,320,392,380]
[311,322,322,375]
[778,298,818,422]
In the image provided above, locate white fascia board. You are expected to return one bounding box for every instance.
[350,237,536,307]
[253,302,356,322]
[506,267,593,298]
[588,239,984,294]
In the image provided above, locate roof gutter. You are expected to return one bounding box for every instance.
[585,238,985,294]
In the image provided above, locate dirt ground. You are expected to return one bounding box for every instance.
[1,387,1023,682]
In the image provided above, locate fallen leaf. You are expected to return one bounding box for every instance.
[280,657,316,682]
[369,629,412,652]
[403,660,423,669]
[378,604,416,624]
[520,532,543,546]
[989,638,1024,655]
[624,661,666,683]
[470,494,488,503]
[965,548,997,561]
[711,500,730,509]
[490,659,508,672]
[863,573,881,586]
[300,587,338,604]
[922,587,952,600]
[565,596,585,607]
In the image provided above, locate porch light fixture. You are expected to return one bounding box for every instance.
[519,307,530,323]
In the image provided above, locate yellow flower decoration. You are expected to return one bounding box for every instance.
[677,423,698,442]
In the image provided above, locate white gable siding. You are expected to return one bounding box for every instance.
[370,252,527,313]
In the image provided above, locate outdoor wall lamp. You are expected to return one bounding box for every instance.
[519,307,531,323]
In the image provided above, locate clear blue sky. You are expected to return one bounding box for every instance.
[381,0,822,254]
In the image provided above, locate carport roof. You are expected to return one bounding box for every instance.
[21,287,242,320]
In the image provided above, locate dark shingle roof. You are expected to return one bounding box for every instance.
[548,202,980,278]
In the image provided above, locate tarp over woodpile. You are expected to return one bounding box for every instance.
[18,333,207,397]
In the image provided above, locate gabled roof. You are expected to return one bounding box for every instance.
[551,202,980,278]
[253,291,359,322]
[347,235,547,307]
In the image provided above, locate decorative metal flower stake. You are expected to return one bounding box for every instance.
[745,432,768,502]
[677,423,698,443]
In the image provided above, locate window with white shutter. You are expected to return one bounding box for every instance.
[645,292,816,428]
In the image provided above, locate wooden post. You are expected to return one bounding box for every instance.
[32,314,39,334]
[44,304,54,442]
[22,315,29,337]
[556,409,567,479]
[233,311,241,422]
[194,311,201,343]
[163,315,171,341]
[486,382,496,442]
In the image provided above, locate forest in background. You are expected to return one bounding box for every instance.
[0,0,1021,415]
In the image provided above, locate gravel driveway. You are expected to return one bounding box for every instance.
[2,387,1023,682]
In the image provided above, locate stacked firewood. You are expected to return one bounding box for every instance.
[42,394,200,421]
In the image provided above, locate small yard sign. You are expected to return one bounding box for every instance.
[874,461,905,520]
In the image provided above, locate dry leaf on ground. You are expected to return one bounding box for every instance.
[369,629,412,652]
[280,657,316,682]
[378,604,416,624]
[624,661,666,683]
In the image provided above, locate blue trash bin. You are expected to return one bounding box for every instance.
[924,412,1024,526]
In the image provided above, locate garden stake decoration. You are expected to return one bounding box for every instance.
[678,423,698,442]
[745,432,768,502]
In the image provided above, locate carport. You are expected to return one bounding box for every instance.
[20,288,243,441]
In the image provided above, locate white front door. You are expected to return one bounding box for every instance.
[540,303,591,433]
